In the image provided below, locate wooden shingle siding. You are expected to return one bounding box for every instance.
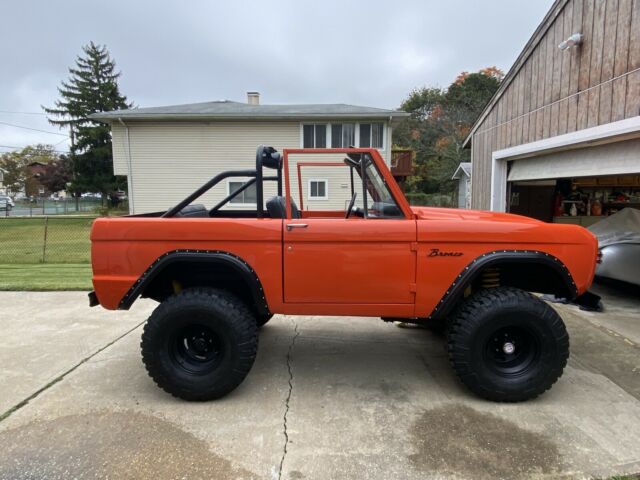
[470,0,640,210]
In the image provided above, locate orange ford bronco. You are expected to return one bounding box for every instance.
[90,146,598,402]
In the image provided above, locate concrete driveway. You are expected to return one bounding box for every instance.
[0,287,639,480]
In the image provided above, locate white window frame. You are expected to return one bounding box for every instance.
[300,122,386,150]
[307,179,329,201]
[330,123,356,148]
[227,179,257,207]
[301,123,328,148]
[359,122,385,149]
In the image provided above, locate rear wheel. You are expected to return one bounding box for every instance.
[447,287,569,402]
[141,288,258,400]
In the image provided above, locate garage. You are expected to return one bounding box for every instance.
[464,0,640,225]
[507,136,640,225]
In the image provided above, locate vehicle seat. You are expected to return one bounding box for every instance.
[266,196,302,219]
[175,204,209,217]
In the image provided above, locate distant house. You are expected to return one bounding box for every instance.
[0,167,5,193]
[27,162,48,197]
[92,92,409,214]
[452,162,472,209]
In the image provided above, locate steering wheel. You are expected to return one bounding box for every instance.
[345,192,358,219]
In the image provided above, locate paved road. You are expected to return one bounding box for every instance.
[0,290,639,479]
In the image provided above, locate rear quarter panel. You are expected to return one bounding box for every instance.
[91,217,282,310]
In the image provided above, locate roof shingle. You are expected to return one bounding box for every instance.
[91,100,409,121]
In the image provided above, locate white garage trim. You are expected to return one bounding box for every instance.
[490,116,640,212]
[508,138,640,182]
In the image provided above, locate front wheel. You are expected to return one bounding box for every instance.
[141,288,258,401]
[447,287,569,402]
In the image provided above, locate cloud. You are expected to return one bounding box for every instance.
[0,0,554,150]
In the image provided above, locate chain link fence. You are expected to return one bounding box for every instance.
[0,216,94,264]
[3,198,101,217]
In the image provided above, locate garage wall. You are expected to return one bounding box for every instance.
[469,0,640,210]
[111,121,389,214]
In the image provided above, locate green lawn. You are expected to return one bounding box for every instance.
[0,264,92,291]
[0,217,93,264]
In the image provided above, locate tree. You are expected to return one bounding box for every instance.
[39,155,73,194]
[0,144,58,196]
[0,151,28,195]
[395,68,503,195]
[44,42,131,199]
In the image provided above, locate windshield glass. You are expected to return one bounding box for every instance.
[361,154,402,218]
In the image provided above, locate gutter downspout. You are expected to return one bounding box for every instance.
[118,118,135,214]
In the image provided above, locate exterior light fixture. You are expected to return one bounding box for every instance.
[558,33,583,50]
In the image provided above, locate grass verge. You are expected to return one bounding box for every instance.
[0,217,93,264]
[0,264,92,291]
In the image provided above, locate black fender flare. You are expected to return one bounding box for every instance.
[118,249,270,315]
[429,250,578,320]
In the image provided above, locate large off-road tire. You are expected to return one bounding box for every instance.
[141,288,258,401]
[447,287,569,402]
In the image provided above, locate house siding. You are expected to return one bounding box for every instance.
[470,0,640,210]
[112,120,390,214]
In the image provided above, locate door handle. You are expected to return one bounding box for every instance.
[286,223,309,231]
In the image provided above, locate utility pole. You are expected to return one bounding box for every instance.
[70,126,79,212]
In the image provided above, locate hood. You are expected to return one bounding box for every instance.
[411,206,542,224]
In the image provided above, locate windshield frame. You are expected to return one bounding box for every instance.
[282,148,413,220]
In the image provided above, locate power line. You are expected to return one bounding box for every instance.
[0,121,68,137]
[0,144,69,154]
[0,110,48,116]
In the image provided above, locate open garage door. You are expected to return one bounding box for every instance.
[508,138,640,182]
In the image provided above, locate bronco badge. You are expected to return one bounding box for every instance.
[428,248,463,257]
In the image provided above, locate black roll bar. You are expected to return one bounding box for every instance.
[210,177,258,212]
[162,169,256,218]
[163,145,282,218]
[210,175,280,212]
[255,145,282,218]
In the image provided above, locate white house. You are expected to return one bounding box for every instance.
[93,93,409,214]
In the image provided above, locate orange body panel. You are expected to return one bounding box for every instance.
[91,148,599,318]
[91,218,283,310]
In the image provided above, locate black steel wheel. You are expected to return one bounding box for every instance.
[141,288,258,401]
[170,324,225,374]
[447,287,569,402]
[483,326,540,377]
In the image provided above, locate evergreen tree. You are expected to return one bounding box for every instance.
[44,42,131,198]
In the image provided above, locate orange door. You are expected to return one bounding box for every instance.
[283,218,416,304]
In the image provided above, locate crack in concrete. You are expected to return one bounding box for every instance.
[0,319,146,424]
[278,319,299,480]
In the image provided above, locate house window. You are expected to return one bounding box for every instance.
[228,180,257,205]
[359,123,384,149]
[308,179,328,200]
[303,124,327,148]
[331,124,355,148]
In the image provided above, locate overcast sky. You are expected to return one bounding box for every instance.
[0,0,554,152]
